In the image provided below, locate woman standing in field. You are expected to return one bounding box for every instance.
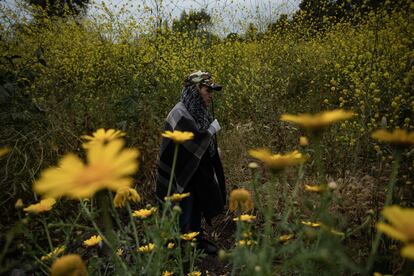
[156,71,226,255]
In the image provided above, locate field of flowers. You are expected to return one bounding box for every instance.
[0,0,413,275]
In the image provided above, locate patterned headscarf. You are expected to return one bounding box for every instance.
[181,85,216,157]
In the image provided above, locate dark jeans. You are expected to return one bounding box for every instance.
[179,189,202,233]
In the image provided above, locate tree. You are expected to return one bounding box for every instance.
[26,0,90,17]
[172,9,212,33]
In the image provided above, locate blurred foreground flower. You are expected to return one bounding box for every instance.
[138,243,155,253]
[34,140,139,199]
[164,192,190,202]
[167,242,175,249]
[162,130,194,144]
[233,214,256,222]
[376,205,414,260]
[229,188,254,212]
[113,187,141,208]
[371,129,414,146]
[249,149,305,170]
[50,254,87,276]
[83,235,102,247]
[281,109,354,130]
[132,207,157,219]
[23,198,56,214]
[163,271,174,276]
[181,232,199,241]
[41,246,66,261]
[188,272,201,276]
[82,128,125,149]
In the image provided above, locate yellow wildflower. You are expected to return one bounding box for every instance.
[15,198,24,209]
[138,243,155,253]
[113,187,141,208]
[376,205,414,260]
[188,272,201,276]
[181,232,199,241]
[164,192,190,202]
[82,128,126,149]
[249,149,305,170]
[301,221,321,228]
[41,246,66,261]
[280,109,354,130]
[83,235,102,247]
[162,130,194,144]
[116,248,123,256]
[279,234,294,242]
[299,136,309,146]
[237,239,254,246]
[23,198,56,214]
[229,188,254,212]
[304,184,324,193]
[167,242,175,249]
[50,254,87,276]
[34,140,139,199]
[0,147,10,158]
[163,271,174,276]
[233,214,256,222]
[371,129,414,146]
[132,207,157,219]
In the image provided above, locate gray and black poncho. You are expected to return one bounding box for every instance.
[156,100,226,221]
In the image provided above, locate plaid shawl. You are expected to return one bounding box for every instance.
[156,101,226,220]
[156,102,214,195]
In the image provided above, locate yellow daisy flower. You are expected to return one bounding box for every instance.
[164,192,191,202]
[23,198,56,214]
[304,184,324,193]
[163,271,174,276]
[167,242,175,249]
[41,246,66,261]
[83,235,102,247]
[188,271,201,276]
[0,147,10,158]
[50,254,87,276]
[371,129,414,146]
[280,109,354,130]
[34,139,139,199]
[229,188,254,212]
[233,214,256,222]
[113,187,141,208]
[132,207,157,219]
[116,248,124,256]
[376,205,414,260]
[279,234,294,242]
[180,232,199,241]
[248,149,305,170]
[301,221,321,228]
[138,243,155,253]
[15,198,24,209]
[237,239,254,247]
[82,128,126,149]
[299,136,309,146]
[162,130,194,144]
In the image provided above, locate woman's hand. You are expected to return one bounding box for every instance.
[208,119,221,135]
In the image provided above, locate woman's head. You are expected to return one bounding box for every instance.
[184,71,222,106]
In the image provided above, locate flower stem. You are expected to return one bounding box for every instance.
[365,151,401,274]
[166,143,179,198]
[40,217,53,251]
